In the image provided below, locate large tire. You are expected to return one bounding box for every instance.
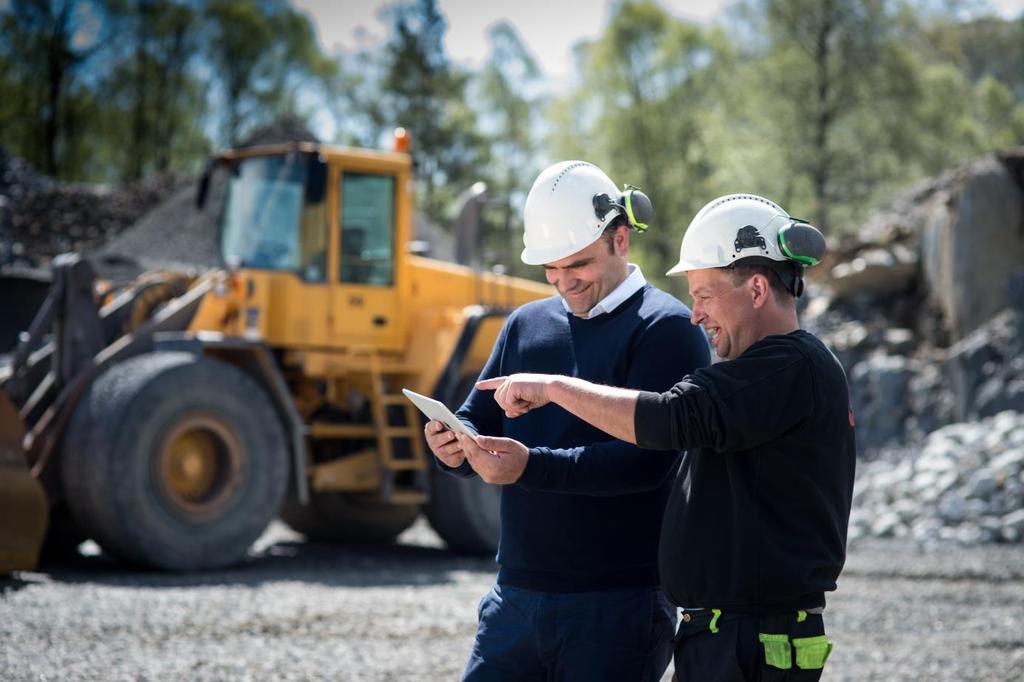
[279,492,419,544]
[61,352,288,571]
[423,376,501,555]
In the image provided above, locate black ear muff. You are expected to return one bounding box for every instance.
[620,185,652,232]
[593,193,619,222]
[778,220,825,266]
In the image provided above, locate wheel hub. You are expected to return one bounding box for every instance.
[158,414,243,518]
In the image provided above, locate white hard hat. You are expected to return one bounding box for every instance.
[521,161,622,265]
[667,193,821,276]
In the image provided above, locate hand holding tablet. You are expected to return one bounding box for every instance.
[402,389,478,437]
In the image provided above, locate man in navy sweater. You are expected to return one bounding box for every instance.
[424,161,710,682]
[472,195,856,681]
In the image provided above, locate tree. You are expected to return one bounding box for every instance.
[473,22,544,275]
[373,0,488,226]
[100,0,208,180]
[0,0,109,177]
[729,0,914,232]
[203,0,336,146]
[547,1,723,292]
[868,7,1024,178]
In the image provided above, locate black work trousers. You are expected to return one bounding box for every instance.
[672,609,832,681]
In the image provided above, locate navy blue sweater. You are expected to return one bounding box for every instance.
[446,285,710,593]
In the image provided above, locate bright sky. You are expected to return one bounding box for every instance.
[295,0,1024,82]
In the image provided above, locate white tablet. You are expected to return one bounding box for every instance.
[402,389,478,437]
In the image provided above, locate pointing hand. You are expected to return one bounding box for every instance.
[475,374,556,418]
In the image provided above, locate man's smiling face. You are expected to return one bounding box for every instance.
[543,226,629,316]
[686,267,760,360]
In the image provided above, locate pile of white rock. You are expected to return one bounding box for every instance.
[849,410,1024,546]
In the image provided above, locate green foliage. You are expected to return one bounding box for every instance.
[370,0,488,227]
[0,0,110,177]
[675,0,1020,238]
[203,0,336,146]
[97,0,208,180]
[547,0,723,294]
[473,22,545,278]
[1,0,1021,266]
[722,0,914,232]
[0,0,338,181]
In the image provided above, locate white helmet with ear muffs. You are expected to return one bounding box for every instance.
[666,193,826,296]
[522,161,653,265]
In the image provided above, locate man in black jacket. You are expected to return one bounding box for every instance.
[472,194,856,681]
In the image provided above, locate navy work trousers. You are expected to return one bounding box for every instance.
[463,583,675,682]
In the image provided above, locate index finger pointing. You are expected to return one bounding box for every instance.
[475,377,507,391]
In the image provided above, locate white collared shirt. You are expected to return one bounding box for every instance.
[561,263,647,319]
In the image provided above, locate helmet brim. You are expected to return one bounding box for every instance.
[521,240,594,265]
[665,259,710,277]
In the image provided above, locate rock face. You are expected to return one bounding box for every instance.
[803,148,1024,453]
[920,156,1024,340]
[820,147,1024,343]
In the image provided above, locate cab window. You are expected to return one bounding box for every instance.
[339,172,395,286]
[219,153,327,282]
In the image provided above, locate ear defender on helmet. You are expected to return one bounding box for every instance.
[778,219,826,267]
[591,185,653,232]
[776,219,825,298]
[620,185,652,232]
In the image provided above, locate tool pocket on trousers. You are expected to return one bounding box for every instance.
[792,635,832,670]
[758,633,792,670]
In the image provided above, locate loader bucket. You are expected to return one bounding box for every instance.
[0,268,52,354]
[0,388,48,574]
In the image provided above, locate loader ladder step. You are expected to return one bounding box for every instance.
[349,349,431,504]
[379,426,418,438]
[310,422,376,439]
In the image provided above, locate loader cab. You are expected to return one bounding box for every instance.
[205,143,411,352]
[218,151,328,282]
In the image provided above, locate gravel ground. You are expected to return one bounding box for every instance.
[2,519,1023,682]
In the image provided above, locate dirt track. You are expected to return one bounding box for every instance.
[2,519,1023,681]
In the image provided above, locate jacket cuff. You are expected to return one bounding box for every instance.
[633,390,666,450]
[434,457,475,478]
[516,448,549,489]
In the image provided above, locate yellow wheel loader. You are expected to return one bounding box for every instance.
[0,138,549,573]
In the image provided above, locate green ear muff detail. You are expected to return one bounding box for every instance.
[778,220,826,266]
[621,185,652,232]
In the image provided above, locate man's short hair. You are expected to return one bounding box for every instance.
[599,216,629,253]
[726,262,793,300]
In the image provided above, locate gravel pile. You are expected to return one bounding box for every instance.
[0,148,52,268]
[850,410,1024,547]
[84,117,321,280]
[89,182,223,281]
[0,147,187,270]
